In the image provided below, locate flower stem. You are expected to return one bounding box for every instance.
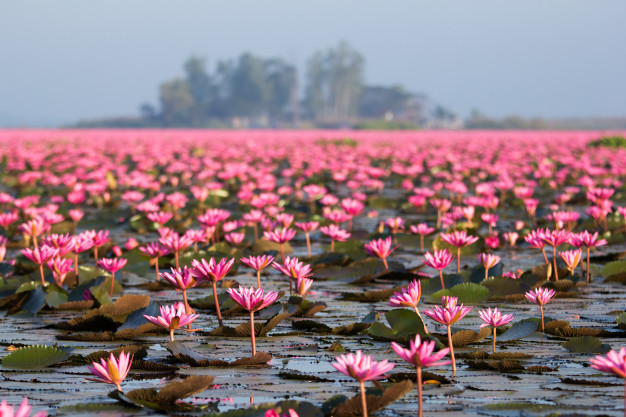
[552,247,559,281]
[540,304,545,332]
[169,329,175,342]
[94,247,98,266]
[420,235,424,252]
[74,253,79,286]
[447,325,456,375]
[155,258,160,281]
[109,272,115,297]
[417,367,423,417]
[382,257,389,270]
[359,381,368,417]
[175,251,179,270]
[439,270,445,290]
[305,232,311,258]
[456,247,461,273]
[212,281,223,326]
[586,247,591,283]
[492,327,497,353]
[279,244,285,263]
[330,239,335,253]
[484,267,489,281]
[413,306,428,333]
[250,311,256,356]
[256,270,261,288]
[39,264,45,286]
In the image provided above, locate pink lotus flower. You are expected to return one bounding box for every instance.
[264,227,296,261]
[364,236,396,270]
[525,287,556,332]
[503,231,519,247]
[225,232,245,246]
[146,211,173,226]
[21,246,58,286]
[18,218,46,248]
[295,276,313,297]
[440,230,479,273]
[143,302,200,341]
[159,233,193,269]
[227,286,280,356]
[332,350,395,417]
[479,307,514,353]
[265,409,299,417]
[139,242,170,282]
[542,229,571,281]
[570,230,607,282]
[590,347,626,414]
[90,230,111,263]
[409,223,435,252]
[424,296,472,374]
[97,257,127,297]
[0,398,46,417]
[385,217,405,234]
[87,351,133,392]
[559,249,581,275]
[478,253,501,280]
[190,257,234,326]
[391,335,451,417]
[295,221,319,257]
[0,211,19,230]
[47,257,74,287]
[160,266,197,322]
[422,249,453,290]
[241,254,275,288]
[273,256,313,294]
[388,279,428,333]
[319,224,350,253]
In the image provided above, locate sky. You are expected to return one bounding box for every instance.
[1,1,625,127]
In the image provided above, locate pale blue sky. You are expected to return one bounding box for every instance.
[1,0,625,126]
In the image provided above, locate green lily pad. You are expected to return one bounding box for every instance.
[562,336,611,354]
[45,285,69,308]
[616,312,626,330]
[367,309,426,342]
[2,344,72,369]
[601,261,626,278]
[429,282,489,304]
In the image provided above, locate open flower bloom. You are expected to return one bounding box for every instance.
[87,351,133,391]
[227,286,279,313]
[423,249,453,270]
[264,227,296,244]
[241,255,275,272]
[160,266,197,290]
[190,257,235,283]
[559,249,581,273]
[364,236,396,265]
[590,347,626,378]
[272,257,313,280]
[391,334,451,368]
[97,257,127,274]
[143,302,199,341]
[388,279,428,333]
[295,276,313,297]
[0,398,46,417]
[424,296,472,326]
[479,307,514,328]
[332,350,394,382]
[265,409,299,417]
[525,287,556,306]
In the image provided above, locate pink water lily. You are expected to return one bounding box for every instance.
[190,257,234,326]
[440,230,479,273]
[391,335,451,417]
[590,347,626,415]
[272,256,313,294]
[143,302,200,341]
[160,266,197,321]
[422,249,453,289]
[241,254,275,288]
[21,246,58,286]
[478,307,514,353]
[97,257,127,297]
[227,286,280,356]
[424,296,472,375]
[525,287,556,332]
[264,227,296,261]
[0,398,46,417]
[332,350,395,417]
[87,351,133,392]
[294,221,319,257]
[388,279,428,333]
[478,253,501,280]
[364,236,396,270]
[319,224,350,253]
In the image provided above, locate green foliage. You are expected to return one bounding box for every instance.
[600,261,626,278]
[353,119,418,130]
[562,336,611,354]
[588,135,626,149]
[367,309,426,342]
[429,282,490,304]
[2,345,71,369]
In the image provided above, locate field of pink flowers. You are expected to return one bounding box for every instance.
[0,129,625,417]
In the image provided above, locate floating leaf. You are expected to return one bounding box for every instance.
[498,320,538,342]
[562,336,611,353]
[616,312,626,330]
[481,277,527,297]
[2,344,71,369]
[469,263,503,283]
[429,282,489,304]
[465,359,524,372]
[367,309,425,342]
[600,260,626,278]
[21,286,47,315]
